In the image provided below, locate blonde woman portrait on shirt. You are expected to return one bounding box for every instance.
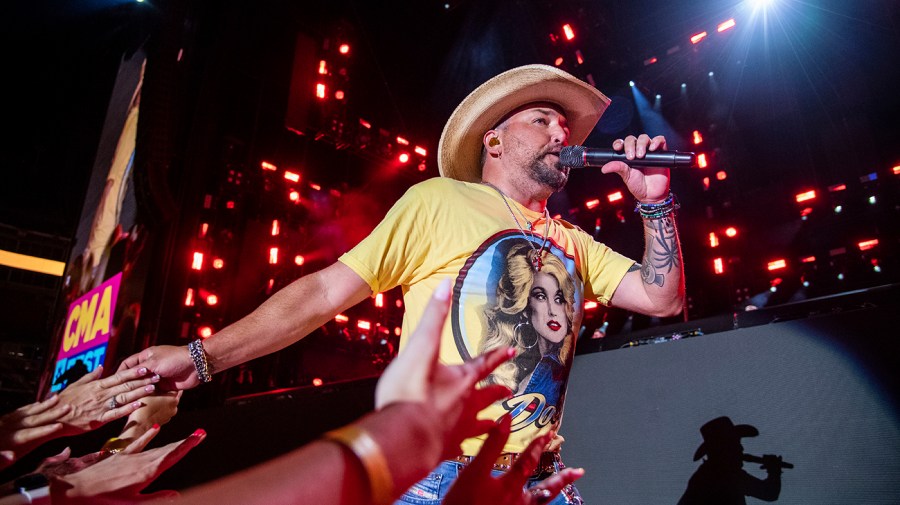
[481,241,576,396]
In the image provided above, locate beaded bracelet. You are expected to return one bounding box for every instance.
[188,339,213,383]
[635,192,679,219]
[324,425,394,505]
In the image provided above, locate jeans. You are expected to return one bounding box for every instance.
[393,459,584,505]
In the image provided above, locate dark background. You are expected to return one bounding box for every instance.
[1,0,899,405]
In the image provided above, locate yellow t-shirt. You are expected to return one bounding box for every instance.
[339,177,634,454]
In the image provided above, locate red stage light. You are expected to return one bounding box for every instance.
[801,256,816,263]
[584,301,598,310]
[858,239,879,251]
[226,201,235,209]
[359,118,371,129]
[198,326,213,339]
[289,190,300,202]
[554,57,564,66]
[375,293,384,308]
[702,177,710,190]
[398,153,410,163]
[396,136,409,146]
[576,50,584,64]
[643,56,658,66]
[269,247,279,264]
[335,314,349,323]
[394,327,402,336]
[199,223,209,238]
[725,227,738,238]
[338,44,350,55]
[716,170,727,180]
[312,378,324,387]
[795,190,816,203]
[335,90,345,100]
[800,207,814,217]
[206,294,218,306]
[828,183,846,192]
[693,131,703,144]
[893,165,900,175]
[767,259,787,271]
[316,83,326,99]
[713,257,724,274]
[184,288,195,307]
[562,24,575,41]
[697,153,708,168]
[294,255,305,266]
[357,320,371,331]
[717,19,736,33]
[585,198,600,210]
[260,161,277,171]
[191,252,204,270]
[691,31,708,44]
[607,191,624,203]
[414,146,427,157]
[284,171,300,183]
[271,220,280,236]
[709,232,719,248]
[318,60,327,74]
[309,183,321,191]
[212,258,224,269]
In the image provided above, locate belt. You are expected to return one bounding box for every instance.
[452,451,562,477]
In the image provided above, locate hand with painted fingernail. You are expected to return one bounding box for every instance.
[116,390,182,448]
[56,365,160,436]
[375,278,514,461]
[444,416,585,505]
[48,425,206,504]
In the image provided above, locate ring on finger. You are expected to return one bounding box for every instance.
[108,397,118,410]
[529,488,552,503]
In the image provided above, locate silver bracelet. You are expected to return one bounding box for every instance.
[188,339,213,383]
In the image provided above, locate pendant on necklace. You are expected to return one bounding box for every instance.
[531,251,544,272]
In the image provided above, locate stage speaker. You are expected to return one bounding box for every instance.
[563,303,900,504]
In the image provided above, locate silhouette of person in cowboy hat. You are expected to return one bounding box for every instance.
[678,416,785,504]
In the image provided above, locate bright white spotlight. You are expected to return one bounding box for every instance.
[708,71,715,77]
[681,83,687,88]
[752,0,775,8]
[655,94,661,99]
[629,80,635,87]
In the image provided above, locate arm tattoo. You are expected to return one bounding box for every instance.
[628,263,641,273]
[641,216,680,287]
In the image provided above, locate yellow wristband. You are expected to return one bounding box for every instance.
[324,425,394,505]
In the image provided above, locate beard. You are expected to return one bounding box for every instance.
[527,151,569,191]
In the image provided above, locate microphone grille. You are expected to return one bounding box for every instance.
[559,145,585,168]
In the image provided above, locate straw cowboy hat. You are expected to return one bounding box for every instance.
[692,416,759,461]
[438,64,610,183]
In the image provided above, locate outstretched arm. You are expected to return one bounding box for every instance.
[119,261,372,390]
[603,134,685,317]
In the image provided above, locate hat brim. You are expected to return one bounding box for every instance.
[438,64,610,183]
[692,424,759,461]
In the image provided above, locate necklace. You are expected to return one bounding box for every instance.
[482,182,551,271]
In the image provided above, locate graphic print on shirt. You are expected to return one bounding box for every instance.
[451,232,583,433]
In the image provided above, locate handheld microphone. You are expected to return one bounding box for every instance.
[559,145,696,168]
[742,454,794,469]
